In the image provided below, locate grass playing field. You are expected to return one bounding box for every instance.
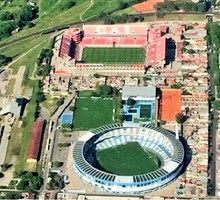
[96,142,159,176]
[82,47,145,64]
[73,97,114,130]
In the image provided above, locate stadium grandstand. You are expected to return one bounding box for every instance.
[55,25,166,76]
[73,123,184,194]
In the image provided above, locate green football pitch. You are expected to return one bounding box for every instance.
[82,47,145,64]
[96,142,159,176]
[73,97,114,130]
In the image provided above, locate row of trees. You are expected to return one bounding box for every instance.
[0,5,38,40]
[37,48,53,77]
[207,23,220,110]
[155,1,210,18]
[104,13,144,25]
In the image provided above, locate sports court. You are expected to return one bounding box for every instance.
[60,112,74,126]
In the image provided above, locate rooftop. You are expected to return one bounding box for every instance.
[122,86,156,99]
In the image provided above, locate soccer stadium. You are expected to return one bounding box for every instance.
[56,25,166,76]
[73,123,184,194]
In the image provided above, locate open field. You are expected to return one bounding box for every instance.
[73,97,114,130]
[82,0,136,20]
[0,0,89,44]
[82,47,145,63]
[1,35,49,65]
[96,142,159,176]
[9,35,50,75]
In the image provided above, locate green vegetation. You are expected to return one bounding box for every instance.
[0,163,12,172]
[0,3,38,40]
[52,161,64,168]
[96,142,159,176]
[73,97,114,130]
[58,143,71,147]
[175,113,186,124]
[0,193,21,199]
[207,23,220,99]
[47,172,65,190]
[82,0,144,20]
[6,35,50,75]
[15,171,43,192]
[104,13,144,24]
[155,1,209,19]
[37,48,53,77]
[82,47,145,64]
[1,35,49,67]
[0,54,12,67]
[213,100,220,111]
[0,0,89,44]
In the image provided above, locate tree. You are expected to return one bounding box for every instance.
[160,120,167,126]
[1,163,12,172]
[36,91,45,103]
[16,180,30,191]
[16,171,43,192]
[52,161,64,168]
[187,49,196,54]
[69,106,76,112]
[175,113,186,124]
[0,54,12,67]
[0,172,4,179]
[96,85,113,97]
[58,143,71,147]
[127,98,136,106]
[56,98,64,106]
[62,124,72,129]
[93,73,101,78]
[47,173,65,190]
[182,40,189,46]
[60,0,76,10]
[0,11,14,21]
[213,100,220,111]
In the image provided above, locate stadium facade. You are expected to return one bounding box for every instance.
[55,25,166,76]
[73,123,184,194]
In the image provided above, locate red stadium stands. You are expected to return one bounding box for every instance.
[59,25,166,67]
[83,25,149,36]
[59,35,72,58]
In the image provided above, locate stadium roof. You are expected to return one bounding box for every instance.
[122,86,156,99]
[27,120,44,161]
[160,89,181,121]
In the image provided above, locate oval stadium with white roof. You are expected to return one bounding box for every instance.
[73,123,184,194]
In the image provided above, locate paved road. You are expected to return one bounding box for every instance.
[42,92,76,191]
[13,66,26,97]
